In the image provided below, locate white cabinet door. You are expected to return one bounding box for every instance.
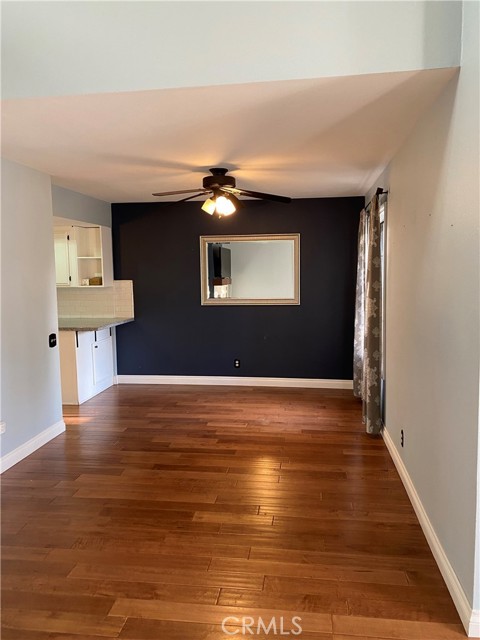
[54,231,71,286]
[76,331,96,404]
[92,336,113,387]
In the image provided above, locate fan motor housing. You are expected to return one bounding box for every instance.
[203,168,236,190]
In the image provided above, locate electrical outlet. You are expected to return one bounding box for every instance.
[234,359,240,368]
[0,421,6,435]
[400,429,404,448]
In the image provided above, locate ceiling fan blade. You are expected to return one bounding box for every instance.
[152,188,209,197]
[158,192,211,210]
[222,186,291,204]
[175,192,211,204]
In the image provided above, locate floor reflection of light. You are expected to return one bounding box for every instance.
[256,456,279,466]
[63,416,92,425]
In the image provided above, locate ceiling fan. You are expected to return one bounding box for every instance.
[152,167,292,216]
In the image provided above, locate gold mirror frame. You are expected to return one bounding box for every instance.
[200,234,300,306]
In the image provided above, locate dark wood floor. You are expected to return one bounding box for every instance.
[1,385,468,639]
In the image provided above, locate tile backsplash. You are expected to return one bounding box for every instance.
[57,280,134,318]
[113,280,135,318]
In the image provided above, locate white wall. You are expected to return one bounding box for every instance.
[52,185,111,227]
[475,391,480,617]
[1,159,63,463]
[230,241,295,299]
[376,0,479,628]
[1,1,461,99]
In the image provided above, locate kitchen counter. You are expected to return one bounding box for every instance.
[58,317,134,331]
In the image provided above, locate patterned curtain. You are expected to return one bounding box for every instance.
[353,197,383,435]
[353,210,366,398]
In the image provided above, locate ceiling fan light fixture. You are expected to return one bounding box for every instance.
[226,193,241,210]
[201,197,216,215]
[215,195,236,216]
[153,168,292,210]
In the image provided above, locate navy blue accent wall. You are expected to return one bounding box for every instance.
[112,197,362,379]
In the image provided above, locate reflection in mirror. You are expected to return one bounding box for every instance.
[200,234,300,305]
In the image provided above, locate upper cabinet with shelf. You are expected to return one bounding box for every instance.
[54,224,113,288]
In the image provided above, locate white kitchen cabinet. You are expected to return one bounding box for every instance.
[74,225,113,287]
[53,224,113,288]
[92,331,114,387]
[54,230,72,286]
[59,329,114,404]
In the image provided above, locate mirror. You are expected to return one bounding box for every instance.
[200,234,300,305]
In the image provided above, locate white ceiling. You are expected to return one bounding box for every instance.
[1,68,456,203]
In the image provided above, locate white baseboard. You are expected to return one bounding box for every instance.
[0,420,66,474]
[468,610,480,637]
[116,375,353,389]
[383,428,477,637]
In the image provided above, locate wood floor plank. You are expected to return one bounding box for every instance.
[0,631,45,640]
[1,546,50,562]
[109,599,333,633]
[248,546,438,570]
[119,618,333,639]
[1,573,220,604]
[332,615,467,639]
[1,385,465,639]
[1,609,126,637]
[72,487,218,503]
[346,596,462,623]
[47,547,212,571]
[209,557,409,586]
[1,590,115,615]
[69,563,266,590]
[69,536,250,558]
[217,587,349,614]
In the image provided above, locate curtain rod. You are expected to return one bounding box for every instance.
[365,187,388,212]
